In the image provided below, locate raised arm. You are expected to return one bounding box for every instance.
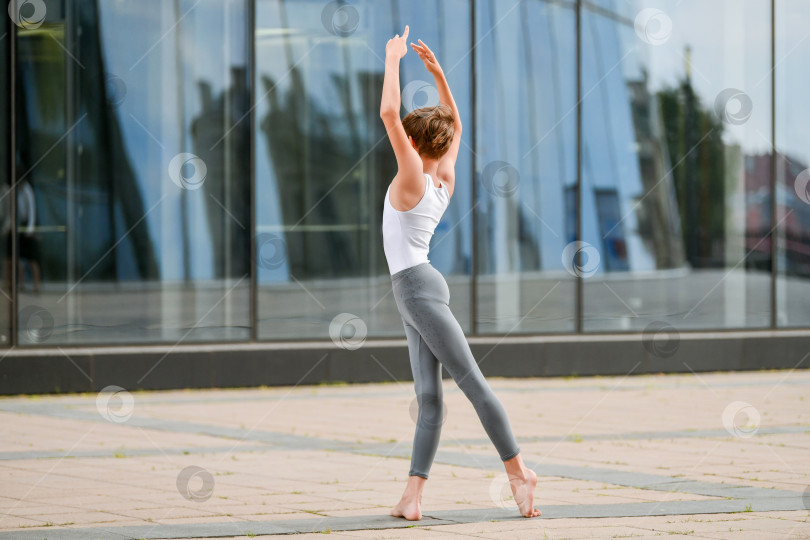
[411,39,462,182]
[379,25,422,180]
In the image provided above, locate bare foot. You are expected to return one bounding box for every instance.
[390,493,422,520]
[509,468,542,518]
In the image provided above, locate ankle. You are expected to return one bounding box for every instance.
[402,490,422,503]
[506,467,528,482]
[504,455,528,480]
[403,484,424,501]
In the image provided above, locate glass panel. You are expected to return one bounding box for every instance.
[0,12,10,344]
[582,0,772,332]
[254,0,472,340]
[775,1,810,327]
[14,0,250,346]
[474,0,577,335]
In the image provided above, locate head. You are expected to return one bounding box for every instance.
[402,103,455,160]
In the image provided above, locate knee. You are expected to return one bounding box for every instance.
[415,392,445,428]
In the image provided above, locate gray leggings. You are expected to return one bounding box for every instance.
[391,262,521,479]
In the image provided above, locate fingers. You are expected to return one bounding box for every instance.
[410,43,430,61]
[410,39,435,62]
[401,32,437,66]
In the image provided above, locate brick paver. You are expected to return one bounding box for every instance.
[0,369,808,538]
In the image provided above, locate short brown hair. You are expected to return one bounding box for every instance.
[402,104,455,159]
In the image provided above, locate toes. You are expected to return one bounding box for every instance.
[521,506,542,518]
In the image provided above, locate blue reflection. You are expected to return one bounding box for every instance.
[13,0,251,344]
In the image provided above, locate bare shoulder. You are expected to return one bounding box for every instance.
[389,171,428,212]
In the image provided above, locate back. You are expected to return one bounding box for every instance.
[382,173,450,275]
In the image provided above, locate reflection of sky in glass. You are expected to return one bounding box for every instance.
[254,0,472,281]
[8,0,809,340]
[582,5,652,273]
[92,0,788,286]
[98,0,247,280]
[476,0,576,273]
[776,3,810,166]
[775,1,810,327]
[597,0,772,154]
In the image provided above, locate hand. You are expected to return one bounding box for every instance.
[385,25,409,60]
[411,38,442,75]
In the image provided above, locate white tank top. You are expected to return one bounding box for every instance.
[382,173,450,275]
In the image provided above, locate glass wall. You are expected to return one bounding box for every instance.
[1,1,806,347]
[254,0,472,339]
[775,0,810,327]
[582,0,772,331]
[474,0,577,334]
[12,0,250,345]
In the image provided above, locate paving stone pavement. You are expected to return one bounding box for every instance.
[0,369,808,539]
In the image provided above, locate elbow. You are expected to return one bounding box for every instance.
[380,108,398,120]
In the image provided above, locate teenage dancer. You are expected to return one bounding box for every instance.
[379,25,541,521]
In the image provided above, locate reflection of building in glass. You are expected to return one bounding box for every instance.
[594,188,629,271]
[190,66,251,279]
[259,66,365,278]
[583,10,686,276]
[0,0,808,354]
[773,153,810,276]
[745,152,774,272]
[627,75,684,270]
[15,2,158,283]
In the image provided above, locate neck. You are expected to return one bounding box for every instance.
[419,156,439,177]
